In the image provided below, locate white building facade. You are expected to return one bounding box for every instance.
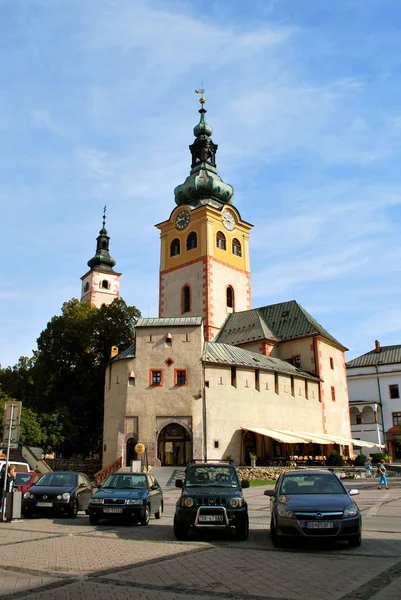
[346,341,401,460]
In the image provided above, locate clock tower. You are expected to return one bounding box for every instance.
[156,95,252,341]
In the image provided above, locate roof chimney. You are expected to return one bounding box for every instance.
[375,340,381,353]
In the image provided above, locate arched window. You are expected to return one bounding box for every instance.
[170,238,180,257]
[186,231,197,251]
[182,285,191,313]
[232,238,242,257]
[216,231,226,250]
[227,286,234,309]
[100,280,110,290]
[84,282,89,292]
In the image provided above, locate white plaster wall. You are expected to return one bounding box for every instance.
[209,261,250,330]
[161,262,204,317]
[204,365,320,463]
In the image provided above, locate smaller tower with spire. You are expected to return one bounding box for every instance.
[81,208,122,308]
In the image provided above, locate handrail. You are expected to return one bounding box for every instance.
[93,457,122,486]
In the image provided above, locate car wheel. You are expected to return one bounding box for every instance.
[154,502,163,520]
[236,515,249,540]
[173,516,189,540]
[140,504,150,526]
[348,533,362,547]
[89,514,99,525]
[270,518,282,548]
[69,500,79,518]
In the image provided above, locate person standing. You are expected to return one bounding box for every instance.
[377,459,389,490]
[0,465,16,507]
[364,457,373,478]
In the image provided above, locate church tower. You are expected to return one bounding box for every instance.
[81,211,121,308]
[156,95,253,341]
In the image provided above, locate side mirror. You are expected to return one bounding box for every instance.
[241,479,250,489]
[349,489,359,496]
[175,479,183,488]
[264,490,275,497]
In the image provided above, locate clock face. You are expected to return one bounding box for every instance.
[222,211,235,231]
[175,210,190,230]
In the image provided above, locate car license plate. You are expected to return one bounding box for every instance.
[36,502,53,507]
[199,514,224,522]
[104,507,123,514]
[305,521,334,529]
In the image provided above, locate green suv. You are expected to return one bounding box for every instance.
[173,460,250,540]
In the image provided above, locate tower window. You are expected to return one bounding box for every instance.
[170,238,180,257]
[216,231,226,250]
[226,286,234,309]
[186,232,197,251]
[100,280,110,289]
[182,285,191,313]
[84,282,89,292]
[232,238,242,257]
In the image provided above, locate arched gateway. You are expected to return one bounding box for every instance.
[157,423,192,466]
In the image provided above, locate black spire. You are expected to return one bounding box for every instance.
[87,207,117,272]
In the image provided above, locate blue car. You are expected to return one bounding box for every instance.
[87,472,163,525]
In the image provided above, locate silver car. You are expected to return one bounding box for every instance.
[265,470,361,547]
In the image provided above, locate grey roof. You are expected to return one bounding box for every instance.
[136,317,203,327]
[203,342,320,381]
[346,345,401,368]
[113,343,136,361]
[215,301,346,350]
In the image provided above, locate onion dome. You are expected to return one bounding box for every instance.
[174,96,234,209]
[87,211,117,272]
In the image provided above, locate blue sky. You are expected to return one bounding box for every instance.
[1,0,401,367]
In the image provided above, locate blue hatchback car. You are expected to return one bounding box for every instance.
[87,472,163,525]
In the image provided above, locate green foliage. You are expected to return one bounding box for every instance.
[370,452,386,463]
[0,297,140,456]
[326,450,345,466]
[353,454,366,466]
[249,452,257,460]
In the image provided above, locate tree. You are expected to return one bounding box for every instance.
[1,297,140,457]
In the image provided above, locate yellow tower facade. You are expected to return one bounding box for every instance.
[155,97,253,340]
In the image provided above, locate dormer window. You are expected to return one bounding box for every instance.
[170,238,180,257]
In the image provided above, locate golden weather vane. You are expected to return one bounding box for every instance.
[195,87,206,105]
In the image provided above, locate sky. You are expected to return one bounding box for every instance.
[1,0,401,368]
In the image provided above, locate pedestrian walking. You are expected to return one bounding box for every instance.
[377,459,389,490]
[364,456,373,478]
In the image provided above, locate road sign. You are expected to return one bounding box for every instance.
[135,443,145,454]
[2,402,22,447]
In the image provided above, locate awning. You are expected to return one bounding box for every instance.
[242,427,310,444]
[242,427,385,448]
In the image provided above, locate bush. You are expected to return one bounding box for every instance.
[370,452,385,464]
[353,454,366,466]
[326,450,345,466]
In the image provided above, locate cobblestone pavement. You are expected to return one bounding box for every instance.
[0,479,401,599]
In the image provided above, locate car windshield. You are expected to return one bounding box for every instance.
[102,474,148,489]
[280,474,345,495]
[35,473,78,487]
[186,466,239,487]
[15,473,32,485]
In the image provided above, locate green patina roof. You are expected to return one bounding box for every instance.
[87,214,117,273]
[215,301,346,350]
[137,317,203,327]
[203,342,320,381]
[346,345,401,368]
[113,343,136,361]
[174,105,234,209]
